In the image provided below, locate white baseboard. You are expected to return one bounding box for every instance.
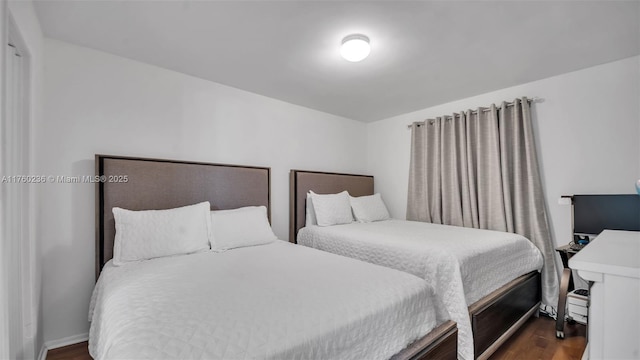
[37,345,47,360]
[40,332,89,359]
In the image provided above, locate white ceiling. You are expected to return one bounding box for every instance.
[34,0,640,122]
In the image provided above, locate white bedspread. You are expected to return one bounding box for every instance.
[298,220,543,360]
[89,240,447,360]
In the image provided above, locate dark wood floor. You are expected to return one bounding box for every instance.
[46,341,91,360]
[47,315,585,360]
[488,316,586,360]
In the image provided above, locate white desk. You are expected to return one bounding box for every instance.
[569,230,640,360]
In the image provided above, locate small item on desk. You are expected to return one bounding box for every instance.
[570,235,590,250]
[569,242,585,251]
[574,234,590,244]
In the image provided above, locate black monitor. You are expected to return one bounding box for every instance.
[573,194,640,235]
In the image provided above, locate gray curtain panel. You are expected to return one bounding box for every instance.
[407,97,559,311]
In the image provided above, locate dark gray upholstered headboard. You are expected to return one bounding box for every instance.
[289,170,374,243]
[95,155,270,278]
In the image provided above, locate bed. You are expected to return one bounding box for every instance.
[289,169,544,360]
[90,155,457,360]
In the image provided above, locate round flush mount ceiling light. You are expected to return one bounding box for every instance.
[340,34,370,62]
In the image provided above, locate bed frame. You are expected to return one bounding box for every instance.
[95,154,271,277]
[289,169,542,360]
[95,155,457,360]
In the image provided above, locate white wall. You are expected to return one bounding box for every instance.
[39,38,368,343]
[3,0,44,358]
[367,56,640,249]
[0,1,9,357]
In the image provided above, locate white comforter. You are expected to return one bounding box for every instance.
[89,240,447,360]
[298,220,543,360]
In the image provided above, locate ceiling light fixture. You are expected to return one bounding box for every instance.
[340,34,370,62]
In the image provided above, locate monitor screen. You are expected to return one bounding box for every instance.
[573,194,640,235]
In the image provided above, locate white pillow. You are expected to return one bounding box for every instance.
[112,201,211,266]
[310,191,353,227]
[305,192,318,226]
[210,206,277,251]
[350,193,391,223]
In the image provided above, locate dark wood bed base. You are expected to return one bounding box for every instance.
[392,320,457,360]
[470,272,541,360]
[95,156,457,360]
[289,169,542,359]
